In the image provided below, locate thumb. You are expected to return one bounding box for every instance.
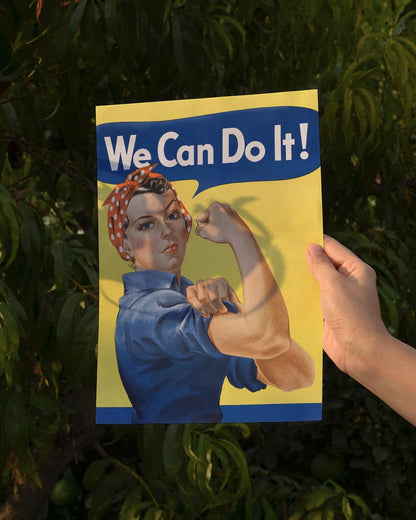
[196,209,209,228]
[227,286,241,308]
[306,242,338,286]
[195,209,210,239]
[195,226,209,240]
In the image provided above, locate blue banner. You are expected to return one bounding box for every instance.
[97,106,320,194]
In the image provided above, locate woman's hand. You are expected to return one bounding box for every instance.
[195,202,249,244]
[306,235,388,377]
[186,277,240,317]
[306,235,416,426]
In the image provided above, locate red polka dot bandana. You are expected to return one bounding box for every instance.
[103,164,192,261]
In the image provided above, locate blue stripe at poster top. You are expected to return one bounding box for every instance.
[97,106,320,195]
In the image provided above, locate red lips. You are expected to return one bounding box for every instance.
[163,243,178,254]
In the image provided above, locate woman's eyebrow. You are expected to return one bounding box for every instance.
[164,199,179,212]
[131,199,178,225]
[132,214,152,225]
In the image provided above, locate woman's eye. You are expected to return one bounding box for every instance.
[138,222,153,231]
[167,210,180,220]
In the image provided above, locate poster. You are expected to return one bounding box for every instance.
[96,90,323,424]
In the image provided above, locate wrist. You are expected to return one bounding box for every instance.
[349,326,393,384]
[227,223,254,248]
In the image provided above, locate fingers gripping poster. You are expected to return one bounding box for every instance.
[96,90,323,424]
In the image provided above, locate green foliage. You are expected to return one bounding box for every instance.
[80,424,252,518]
[289,480,376,520]
[0,0,416,518]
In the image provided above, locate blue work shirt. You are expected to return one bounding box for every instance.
[115,270,266,423]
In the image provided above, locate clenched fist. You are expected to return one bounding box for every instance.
[186,277,240,317]
[196,202,249,244]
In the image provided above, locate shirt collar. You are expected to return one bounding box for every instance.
[122,270,192,295]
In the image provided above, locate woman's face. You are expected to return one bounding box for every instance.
[123,189,188,278]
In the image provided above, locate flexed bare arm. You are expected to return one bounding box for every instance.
[194,202,314,390]
[196,202,282,350]
[195,202,289,359]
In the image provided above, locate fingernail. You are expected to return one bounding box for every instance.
[307,243,322,255]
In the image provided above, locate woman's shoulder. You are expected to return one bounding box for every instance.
[120,270,190,312]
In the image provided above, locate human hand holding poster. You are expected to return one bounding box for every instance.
[96,90,323,424]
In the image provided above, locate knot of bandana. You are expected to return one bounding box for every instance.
[103,164,192,261]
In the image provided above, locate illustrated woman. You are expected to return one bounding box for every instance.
[104,164,315,423]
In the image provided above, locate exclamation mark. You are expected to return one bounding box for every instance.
[299,123,309,160]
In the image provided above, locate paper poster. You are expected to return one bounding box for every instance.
[96,90,323,424]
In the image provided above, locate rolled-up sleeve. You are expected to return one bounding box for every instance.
[118,283,266,393]
[226,356,267,392]
[121,288,222,361]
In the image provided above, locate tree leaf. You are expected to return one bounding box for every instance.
[196,432,213,494]
[182,424,199,463]
[342,495,353,519]
[4,390,32,457]
[119,490,151,520]
[171,12,186,78]
[69,0,87,35]
[261,497,278,520]
[0,183,19,270]
[346,492,370,514]
[211,444,230,492]
[135,425,164,484]
[56,292,85,364]
[19,202,43,266]
[210,18,234,59]
[342,87,353,145]
[51,239,72,292]
[304,487,337,511]
[306,512,323,520]
[0,301,19,354]
[323,503,336,520]
[162,424,183,481]
[214,438,250,498]
[83,459,111,491]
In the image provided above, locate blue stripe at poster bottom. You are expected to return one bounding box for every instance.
[221,403,322,422]
[96,403,322,424]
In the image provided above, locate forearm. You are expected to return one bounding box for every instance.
[199,202,290,358]
[256,339,315,391]
[208,229,290,358]
[229,228,290,350]
[352,332,416,426]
